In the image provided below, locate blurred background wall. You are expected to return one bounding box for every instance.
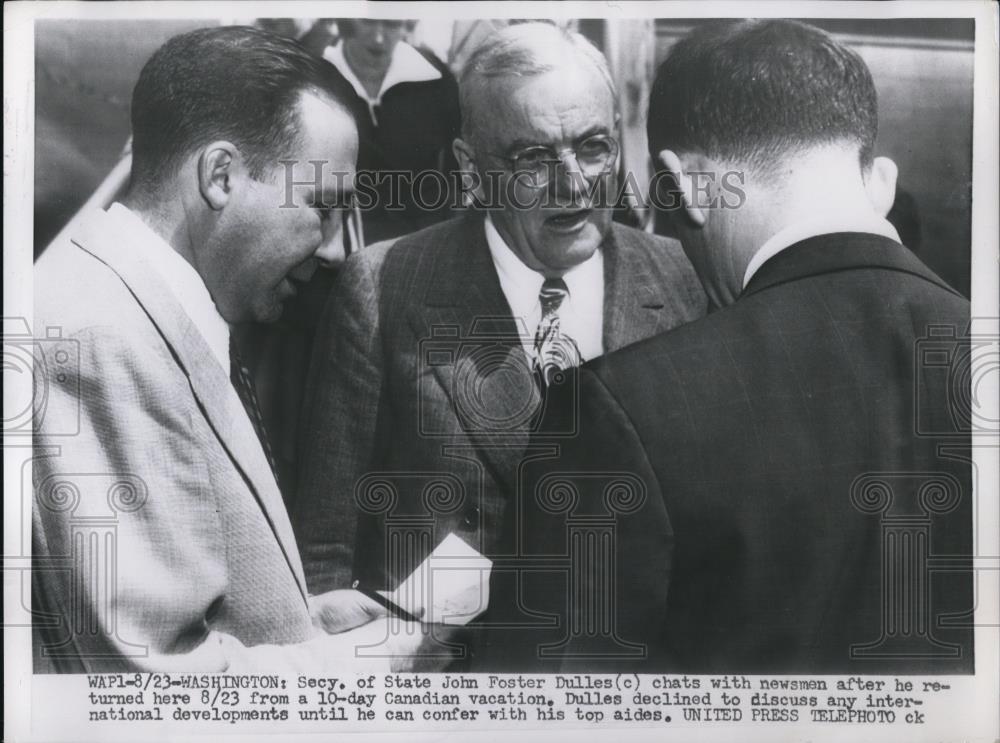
[34,17,974,297]
[34,20,207,255]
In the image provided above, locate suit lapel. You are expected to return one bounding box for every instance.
[602,225,672,352]
[70,211,309,602]
[415,214,540,489]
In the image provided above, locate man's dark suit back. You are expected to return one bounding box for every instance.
[504,233,973,673]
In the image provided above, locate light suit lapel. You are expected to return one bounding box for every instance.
[70,210,309,602]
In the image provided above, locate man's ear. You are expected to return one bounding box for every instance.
[865,156,898,217]
[452,137,485,205]
[198,141,239,211]
[612,112,623,169]
[657,149,707,227]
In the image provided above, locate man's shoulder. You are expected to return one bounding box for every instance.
[371,214,477,256]
[611,222,684,257]
[34,231,164,350]
[594,303,723,371]
[35,235,123,327]
[347,214,482,283]
[591,242,972,388]
[609,222,697,282]
[607,223,706,319]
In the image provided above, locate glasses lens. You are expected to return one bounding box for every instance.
[514,148,556,169]
[577,137,616,173]
[509,137,617,187]
[511,148,557,187]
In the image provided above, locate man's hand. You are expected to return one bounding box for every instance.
[306,616,461,672]
[380,619,462,672]
[309,592,463,670]
[309,589,386,634]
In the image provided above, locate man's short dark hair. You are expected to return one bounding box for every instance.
[647,20,878,172]
[129,25,355,190]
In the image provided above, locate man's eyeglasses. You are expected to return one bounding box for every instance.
[488,134,619,188]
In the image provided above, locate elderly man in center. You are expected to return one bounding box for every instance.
[294,24,706,655]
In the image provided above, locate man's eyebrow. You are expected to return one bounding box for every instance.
[504,137,545,152]
[573,125,611,143]
[504,126,612,153]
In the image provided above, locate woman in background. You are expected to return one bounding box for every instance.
[323,19,462,244]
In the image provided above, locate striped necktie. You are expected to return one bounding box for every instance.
[229,336,281,488]
[533,277,581,387]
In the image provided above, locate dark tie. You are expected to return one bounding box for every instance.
[229,336,280,487]
[533,278,582,387]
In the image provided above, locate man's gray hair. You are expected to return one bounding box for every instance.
[459,22,618,142]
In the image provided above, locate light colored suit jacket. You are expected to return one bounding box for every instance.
[294,213,707,594]
[32,209,368,672]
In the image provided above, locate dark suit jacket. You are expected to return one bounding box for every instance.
[294,212,707,597]
[498,232,974,674]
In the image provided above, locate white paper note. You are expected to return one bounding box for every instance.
[384,533,493,625]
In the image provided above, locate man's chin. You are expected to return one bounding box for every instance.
[252,300,285,325]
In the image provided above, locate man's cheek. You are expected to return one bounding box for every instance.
[512,207,544,234]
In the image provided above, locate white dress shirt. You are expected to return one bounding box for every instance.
[323,41,442,126]
[742,214,902,289]
[484,215,605,363]
[107,202,230,374]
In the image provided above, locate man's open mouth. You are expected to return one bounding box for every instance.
[545,208,592,231]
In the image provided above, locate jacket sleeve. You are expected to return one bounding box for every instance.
[294,251,384,593]
[32,325,390,674]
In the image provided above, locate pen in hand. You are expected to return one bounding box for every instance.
[353,580,425,623]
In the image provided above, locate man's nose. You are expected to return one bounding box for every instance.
[313,220,347,269]
[553,152,589,200]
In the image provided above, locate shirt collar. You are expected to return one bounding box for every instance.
[742,214,901,290]
[324,40,441,123]
[106,202,230,374]
[483,214,603,315]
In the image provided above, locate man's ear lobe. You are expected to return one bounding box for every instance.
[198,142,237,211]
[657,149,707,227]
[866,156,898,217]
[452,137,485,204]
